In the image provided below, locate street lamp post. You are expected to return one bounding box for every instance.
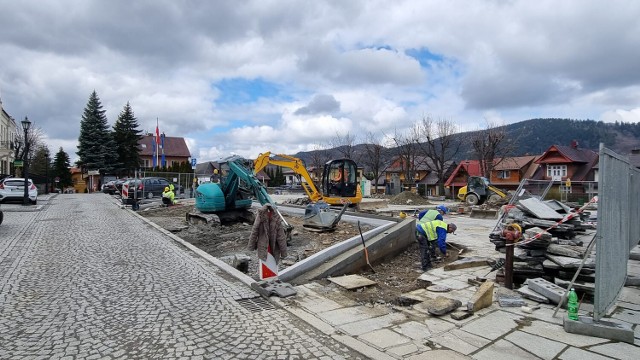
[21,117,31,206]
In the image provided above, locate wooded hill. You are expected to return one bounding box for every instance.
[293,118,640,168]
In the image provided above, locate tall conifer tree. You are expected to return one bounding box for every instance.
[113,102,143,175]
[52,147,73,188]
[77,91,118,173]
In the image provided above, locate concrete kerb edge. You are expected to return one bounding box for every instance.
[114,196,393,360]
[111,196,256,288]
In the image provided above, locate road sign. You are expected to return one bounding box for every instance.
[14,160,23,167]
[55,177,60,183]
[191,158,197,167]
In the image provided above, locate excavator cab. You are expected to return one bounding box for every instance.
[322,159,359,200]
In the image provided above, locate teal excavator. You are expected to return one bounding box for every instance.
[192,156,346,231]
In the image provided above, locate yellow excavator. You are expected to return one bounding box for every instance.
[253,152,362,206]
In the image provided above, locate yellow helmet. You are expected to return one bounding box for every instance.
[164,187,170,192]
[399,211,407,219]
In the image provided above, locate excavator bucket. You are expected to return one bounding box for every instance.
[302,201,348,231]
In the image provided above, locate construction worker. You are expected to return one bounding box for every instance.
[415,219,457,271]
[418,204,448,222]
[162,186,176,206]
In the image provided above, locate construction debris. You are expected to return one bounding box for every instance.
[328,274,377,290]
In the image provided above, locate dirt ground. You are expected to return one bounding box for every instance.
[139,195,456,305]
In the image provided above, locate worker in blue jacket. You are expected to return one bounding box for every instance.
[415,219,457,271]
[417,204,448,222]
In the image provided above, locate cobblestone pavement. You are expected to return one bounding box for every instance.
[0,194,362,359]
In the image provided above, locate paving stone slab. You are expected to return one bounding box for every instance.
[505,331,567,360]
[517,284,550,303]
[357,328,411,349]
[558,347,612,360]
[328,274,377,290]
[444,257,490,271]
[430,329,490,355]
[338,312,407,336]
[406,349,471,360]
[318,305,388,326]
[433,278,471,290]
[520,320,610,347]
[612,308,640,325]
[472,339,540,360]
[618,287,640,304]
[387,343,421,358]
[423,317,457,336]
[588,342,640,360]
[460,310,521,340]
[393,321,432,340]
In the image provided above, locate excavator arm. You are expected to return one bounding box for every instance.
[254,152,323,202]
[226,157,293,235]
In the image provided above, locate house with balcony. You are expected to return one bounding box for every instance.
[530,141,599,201]
[0,99,17,177]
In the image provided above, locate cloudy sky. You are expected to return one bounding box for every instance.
[1,0,639,163]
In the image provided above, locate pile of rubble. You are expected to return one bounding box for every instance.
[488,197,599,301]
[388,191,432,206]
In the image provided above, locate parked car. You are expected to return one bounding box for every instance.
[122,177,183,201]
[102,180,117,194]
[0,178,38,204]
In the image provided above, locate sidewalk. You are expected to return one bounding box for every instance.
[0,193,362,359]
[265,214,640,359]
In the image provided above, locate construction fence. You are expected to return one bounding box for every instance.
[595,145,640,320]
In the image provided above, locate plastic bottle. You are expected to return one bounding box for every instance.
[567,288,579,321]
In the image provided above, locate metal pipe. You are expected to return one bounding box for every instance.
[505,237,514,289]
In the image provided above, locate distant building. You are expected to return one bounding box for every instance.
[138,134,190,168]
[0,98,17,177]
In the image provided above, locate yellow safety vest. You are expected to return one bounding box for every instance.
[419,209,440,223]
[418,219,447,241]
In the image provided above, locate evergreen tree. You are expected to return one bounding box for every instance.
[112,102,143,176]
[77,91,118,174]
[30,145,51,177]
[52,147,73,188]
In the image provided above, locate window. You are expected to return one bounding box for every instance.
[547,165,567,178]
[496,170,511,179]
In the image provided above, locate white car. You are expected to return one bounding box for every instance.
[0,178,38,204]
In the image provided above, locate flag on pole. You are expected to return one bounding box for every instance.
[152,133,157,168]
[155,118,160,168]
[161,132,166,168]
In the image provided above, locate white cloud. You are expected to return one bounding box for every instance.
[601,108,640,123]
[1,0,639,163]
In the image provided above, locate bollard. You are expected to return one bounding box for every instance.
[505,236,514,289]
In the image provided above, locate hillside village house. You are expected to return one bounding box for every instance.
[0,99,17,177]
[384,156,456,197]
[489,155,541,189]
[531,141,599,202]
[444,160,482,200]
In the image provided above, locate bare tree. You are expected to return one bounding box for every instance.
[329,131,358,161]
[361,131,391,193]
[471,121,516,178]
[307,142,332,182]
[391,125,421,191]
[416,116,461,195]
[13,120,45,176]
